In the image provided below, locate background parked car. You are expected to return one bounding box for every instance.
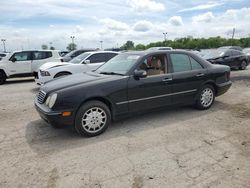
[35,50,232,137]
[203,49,249,70]
[59,50,69,57]
[218,46,243,51]
[35,51,119,85]
[62,49,97,62]
[0,50,62,85]
[147,47,173,51]
[243,48,250,56]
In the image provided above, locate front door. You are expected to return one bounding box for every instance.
[127,54,173,112]
[8,51,32,75]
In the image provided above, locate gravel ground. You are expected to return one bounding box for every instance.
[0,69,250,188]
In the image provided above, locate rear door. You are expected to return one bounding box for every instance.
[168,53,207,105]
[31,51,53,72]
[8,51,32,75]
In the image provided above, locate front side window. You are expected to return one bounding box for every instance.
[170,54,191,73]
[138,55,166,76]
[11,52,31,61]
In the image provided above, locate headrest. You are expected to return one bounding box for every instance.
[151,59,162,68]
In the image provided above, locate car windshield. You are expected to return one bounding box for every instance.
[69,52,91,64]
[95,53,141,75]
[201,49,225,59]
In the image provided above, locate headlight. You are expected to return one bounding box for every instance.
[48,93,57,108]
[45,93,57,108]
[40,70,51,76]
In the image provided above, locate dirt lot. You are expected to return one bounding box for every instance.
[0,69,250,188]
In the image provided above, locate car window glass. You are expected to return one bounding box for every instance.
[224,51,232,57]
[87,53,107,63]
[138,54,166,76]
[12,52,30,61]
[190,57,203,70]
[170,54,191,72]
[106,53,118,61]
[33,51,52,60]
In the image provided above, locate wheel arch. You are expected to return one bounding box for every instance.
[0,69,8,77]
[75,96,114,120]
[200,80,218,96]
[54,71,72,78]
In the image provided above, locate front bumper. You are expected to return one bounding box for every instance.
[216,81,232,96]
[35,100,74,127]
[34,71,53,85]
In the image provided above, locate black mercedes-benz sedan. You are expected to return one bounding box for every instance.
[35,50,232,137]
[204,49,249,70]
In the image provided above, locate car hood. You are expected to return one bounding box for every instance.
[40,62,72,70]
[41,71,113,93]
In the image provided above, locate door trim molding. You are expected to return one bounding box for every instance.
[116,89,197,105]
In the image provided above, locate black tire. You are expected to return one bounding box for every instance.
[54,72,71,78]
[195,84,215,110]
[0,71,6,85]
[239,61,247,70]
[75,100,111,137]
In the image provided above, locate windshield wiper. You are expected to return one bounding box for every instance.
[99,71,124,76]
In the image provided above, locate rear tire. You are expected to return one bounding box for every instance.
[54,72,71,78]
[239,61,247,70]
[195,85,215,110]
[0,71,6,85]
[75,100,111,137]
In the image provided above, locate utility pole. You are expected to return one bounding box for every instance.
[231,28,235,46]
[70,36,75,50]
[1,39,6,52]
[163,32,167,42]
[100,41,103,50]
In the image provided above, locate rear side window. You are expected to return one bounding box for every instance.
[33,51,52,60]
[170,54,191,72]
[87,53,107,63]
[190,57,203,70]
[10,52,31,61]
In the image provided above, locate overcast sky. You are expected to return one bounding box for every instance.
[0,0,250,51]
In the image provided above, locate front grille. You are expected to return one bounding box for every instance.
[37,90,46,104]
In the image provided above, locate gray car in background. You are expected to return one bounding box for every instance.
[62,49,97,62]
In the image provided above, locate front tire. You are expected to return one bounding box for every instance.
[0,71,6,85]
[75,100,111,137]
[239,61,247,70]
[195,85,215,110]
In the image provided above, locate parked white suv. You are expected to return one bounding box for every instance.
[35,51,119,85]
[0,50,62,84]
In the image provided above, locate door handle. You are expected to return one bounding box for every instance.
[162,77,173,82]
[196,73,205,77]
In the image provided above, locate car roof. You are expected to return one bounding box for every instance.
[86,51,119,55]
[123,49,194,56]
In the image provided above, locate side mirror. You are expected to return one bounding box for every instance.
[134,70,147,79]
[83,60,90,64]
[11,57,16,62]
